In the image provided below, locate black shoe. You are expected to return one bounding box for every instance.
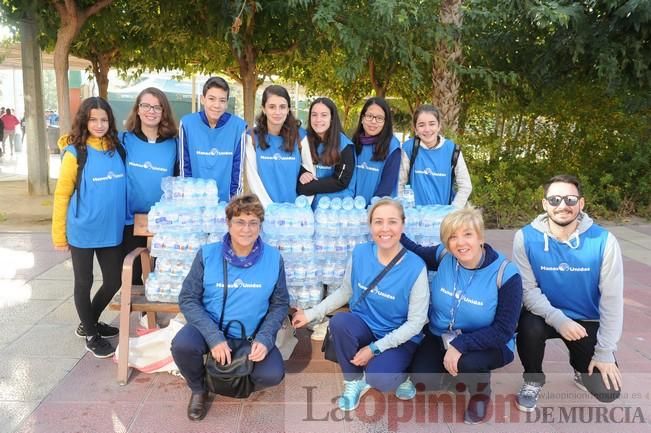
[187,392,209,421]
[76,322,119,338]
[85,335,116,358]
[464,394,490,424]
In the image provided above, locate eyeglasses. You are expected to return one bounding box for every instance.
[363,113,385,123]
[545,195,581,207]
[232,219,261,229]
[138,103,163,113]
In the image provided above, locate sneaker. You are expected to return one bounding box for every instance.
[338,378,371,411]
[516,381,543,412]
[85,335,116,358]
[573,369,588,392]
[76,322,119,338]
[395,378,416,400]
[310,320,329,341]
[464,395,490,424]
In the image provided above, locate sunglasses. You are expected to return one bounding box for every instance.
[545,195,581,207]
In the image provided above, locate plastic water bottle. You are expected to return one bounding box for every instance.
[295,195,309,208]
[402,185,416,208]
[342,196,354,211]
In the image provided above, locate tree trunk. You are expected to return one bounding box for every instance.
[91,51,114,99]
[49,0,114,133]
[21,10,50,195]
[432,0,463,134]
[53,26,75,134]
[368,59,386,98]
[237,42,258,127]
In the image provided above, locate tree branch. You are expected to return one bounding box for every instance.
[80,0,114,22]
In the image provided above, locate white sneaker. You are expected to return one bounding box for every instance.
[310,320,329,341]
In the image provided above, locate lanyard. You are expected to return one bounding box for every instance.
[447,250,484,331]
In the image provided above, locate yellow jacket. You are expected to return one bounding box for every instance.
[51,135,112,248]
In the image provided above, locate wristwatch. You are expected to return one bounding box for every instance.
[369,342,381,356]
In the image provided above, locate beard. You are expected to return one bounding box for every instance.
[548,210,579,227]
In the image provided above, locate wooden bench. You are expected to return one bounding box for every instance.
[109,214,180,385]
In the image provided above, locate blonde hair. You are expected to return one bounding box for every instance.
[440,206,485,249]
[367,198,405,224]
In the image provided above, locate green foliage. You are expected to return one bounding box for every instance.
[461,79,651,226]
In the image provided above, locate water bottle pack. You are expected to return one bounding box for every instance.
[146,176,223,303]
[146,177,454,304]
[404,204,456,246]
[264,197,320,309]
[314,196,368,289]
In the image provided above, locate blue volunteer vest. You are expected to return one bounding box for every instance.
[202,241,281,339]
[181,112,246,202]
[65,145,126,248]
[429,251,518,352]
[122,132,177,224]
[350,242,425,342]
[403,137,455,206]
[254,128,306,203]
[522,224,606,321]
[354,136,400,203]
[311,132,356,207]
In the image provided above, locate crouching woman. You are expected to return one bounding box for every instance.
[171,194,289,421]
[293,198,429,411]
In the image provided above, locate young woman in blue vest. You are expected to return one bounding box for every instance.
[351,97,401,204]
[292,198,429,411]
[179,76,247,202]
[296,97,355,208]
[399,207,522,424]
[121,87,178,285]
[399,105,472,207]
[51,97,126,359]
[171,194,289,421]
[245,85,307,207]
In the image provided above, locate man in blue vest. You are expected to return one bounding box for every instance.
[512,174,623,412]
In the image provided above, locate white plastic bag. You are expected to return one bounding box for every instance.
[115,316,185,374]
[275,316,298,361]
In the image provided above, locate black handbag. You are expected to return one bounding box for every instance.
[204,259,258,398]
[321,248,407,363]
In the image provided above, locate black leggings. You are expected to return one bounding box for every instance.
[517,309,621,402]
[121,225,148,285]
[69,245,123,337]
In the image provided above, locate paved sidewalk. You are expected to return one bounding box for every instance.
[1,224,650,433]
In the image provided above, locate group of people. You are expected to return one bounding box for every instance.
[178,77,472,209]
[51,75,624,424]
[291,175,622,424]
[0,107,22,157]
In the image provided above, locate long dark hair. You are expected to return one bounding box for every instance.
[306,97,344,166]
[67,97,120,152]
[254,85,299,152]
[124,87,178,139]
[352,97,394,161]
